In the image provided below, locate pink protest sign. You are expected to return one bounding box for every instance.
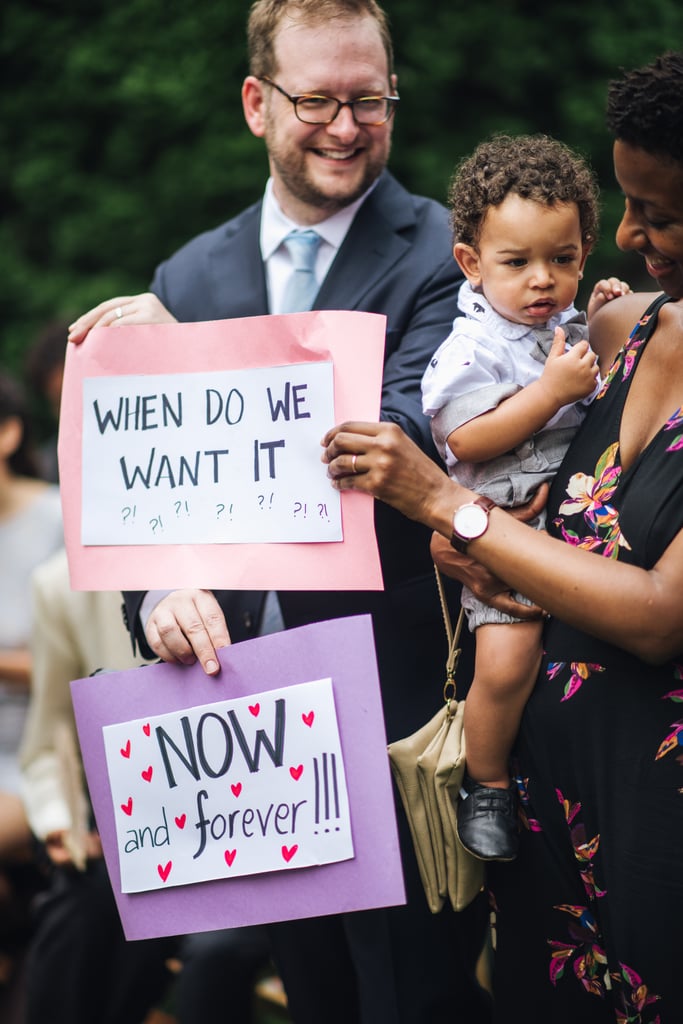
[70,615,405,940]
[58,310,385,590]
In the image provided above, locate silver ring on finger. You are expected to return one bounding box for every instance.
[115,306,124,320]
[351,454,358,474]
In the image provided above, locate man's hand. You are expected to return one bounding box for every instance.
[68,292,176,344]
[145,589,231,675]
[44,829,103,868]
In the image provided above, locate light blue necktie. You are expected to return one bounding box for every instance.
[260,230,321,638]
[280,229,322,313]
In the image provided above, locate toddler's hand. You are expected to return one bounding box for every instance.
[542,328,599,405]
[587,277,632,319]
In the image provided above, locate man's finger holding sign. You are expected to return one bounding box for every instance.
[144,588,230,675]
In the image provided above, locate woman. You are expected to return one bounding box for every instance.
[0,371,62,1004]
[0,372,62,823]
[323,52,683,1022]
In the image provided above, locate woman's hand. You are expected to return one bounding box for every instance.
[430,483,549,619]
[68,292,177,344]
[322,421,464,533]
[430,534,542,619]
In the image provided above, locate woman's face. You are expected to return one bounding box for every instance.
[614,139,683,300]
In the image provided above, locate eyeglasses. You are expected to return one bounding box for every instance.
[259,77,399,126]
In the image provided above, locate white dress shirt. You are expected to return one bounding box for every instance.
[140,178,377,633]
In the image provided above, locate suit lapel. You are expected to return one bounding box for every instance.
[197,173,413,319]
[314,172,415,312]
[205,202,270,319]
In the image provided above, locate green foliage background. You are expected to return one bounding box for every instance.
[3,0,682,375]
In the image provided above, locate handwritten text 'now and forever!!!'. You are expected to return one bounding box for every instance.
[103,677,354,893]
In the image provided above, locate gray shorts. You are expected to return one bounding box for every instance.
[461,586,535,630]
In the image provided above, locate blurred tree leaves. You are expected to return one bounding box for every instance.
[2,0,682,371]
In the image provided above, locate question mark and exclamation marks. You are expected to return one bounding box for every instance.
[313,753,341,833]
[121,505,137,524]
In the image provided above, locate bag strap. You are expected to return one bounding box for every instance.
[434,565,466,703]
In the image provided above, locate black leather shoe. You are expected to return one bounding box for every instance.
[456,778,519,861]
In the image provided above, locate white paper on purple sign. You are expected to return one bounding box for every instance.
[103,677,353,893]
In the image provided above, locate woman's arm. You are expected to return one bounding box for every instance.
[588,291,661,368]
[322,421,683,664]
[0,647,31,686]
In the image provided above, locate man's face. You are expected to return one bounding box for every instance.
[244,13,395,224]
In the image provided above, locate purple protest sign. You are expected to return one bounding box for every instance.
[71,615,405,939]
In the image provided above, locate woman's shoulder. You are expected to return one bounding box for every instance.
[589,291,666,368]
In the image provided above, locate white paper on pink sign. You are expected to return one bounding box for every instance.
[59,310,385,592]
[81,362,341,546]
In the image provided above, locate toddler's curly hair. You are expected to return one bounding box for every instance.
[448,133,599,249]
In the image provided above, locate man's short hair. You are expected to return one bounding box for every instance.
[247,0,394,80]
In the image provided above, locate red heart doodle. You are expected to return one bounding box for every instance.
[120,739,131,758]
[121,797,133,816]
[157,861,172,883]
[248,703,260,717]
[175,814,186,830]
[224,849,237,867]
[302,711,315,727]
[231,782,242,798]
[289,765,303,781]
[143,723,151,737]
[141,766,153,782]
[281,845,298,863]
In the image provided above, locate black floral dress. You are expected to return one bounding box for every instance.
[490,295,683,1023]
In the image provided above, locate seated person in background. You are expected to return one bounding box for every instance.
[421,134,629,862]
[20,547,272,1024]
[20,548,176,1024]
[0,371,63,1006]
[23,319,70,484]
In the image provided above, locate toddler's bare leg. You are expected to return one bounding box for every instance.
[463,620,542,788]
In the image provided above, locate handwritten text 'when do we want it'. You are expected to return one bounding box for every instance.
[81,364,342,545]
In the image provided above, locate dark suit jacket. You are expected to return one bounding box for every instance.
[124,171,470,739]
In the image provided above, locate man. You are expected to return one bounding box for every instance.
[69,2,490,1021]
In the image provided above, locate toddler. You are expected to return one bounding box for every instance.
[422,134,629,860]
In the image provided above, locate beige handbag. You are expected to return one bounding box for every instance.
[387,568,484,913]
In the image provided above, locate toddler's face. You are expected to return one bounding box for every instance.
[456,193,588,327]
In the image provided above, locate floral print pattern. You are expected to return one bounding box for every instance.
[554,442,631,557]
[545,790,662,1020]
[547,660,605,701]
[494,297,678,1019]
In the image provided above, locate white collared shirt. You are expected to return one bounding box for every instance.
[260,178,375,313]
[140,178,378,631]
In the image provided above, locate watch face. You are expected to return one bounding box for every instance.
[454,502,489,540]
